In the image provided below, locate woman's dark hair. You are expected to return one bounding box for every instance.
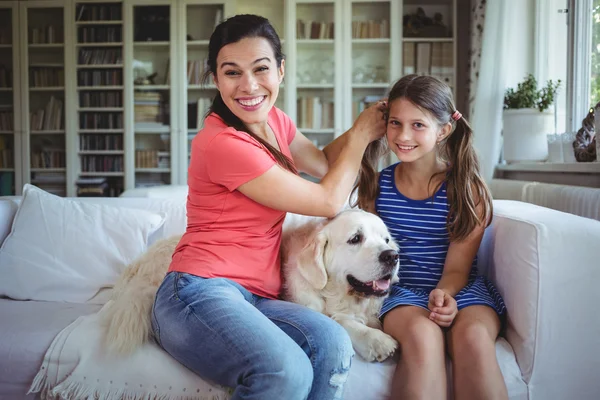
[202,14,296,174]
[353,74,493,241]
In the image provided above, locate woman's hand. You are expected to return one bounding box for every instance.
[351,100,387,143]
[428,288,458,328]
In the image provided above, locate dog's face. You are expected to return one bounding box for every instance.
[296,210,399,297]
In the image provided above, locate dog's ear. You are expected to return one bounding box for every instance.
[296,230,328,290]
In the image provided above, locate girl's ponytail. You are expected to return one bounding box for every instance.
[442,116,493,241]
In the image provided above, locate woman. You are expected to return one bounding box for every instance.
[151,14,386,400]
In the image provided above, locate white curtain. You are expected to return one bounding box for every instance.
[470,0,513,182]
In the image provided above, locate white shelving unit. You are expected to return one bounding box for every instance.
[124,0,177,189]
[342,0,400,132]
[2,0,458,196]
[73,0,125,196]
[284,0,343,150]
[176,0,235,185]
[20,0,73,197]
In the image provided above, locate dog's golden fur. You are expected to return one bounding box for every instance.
[103,210,399,361]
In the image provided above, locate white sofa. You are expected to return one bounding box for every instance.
[1,192,600,400]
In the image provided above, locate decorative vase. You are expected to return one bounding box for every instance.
[502,109,554,163]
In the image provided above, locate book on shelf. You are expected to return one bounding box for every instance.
[76,176,109,197]
[296,20,334,39]
[0,137,13,168]
[0,105,13,131]
[351,20,389,39]
[76,4,122,22]
[29,96,64,131]
[297,96,334,130]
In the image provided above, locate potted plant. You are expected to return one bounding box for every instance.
[502,74,561,163]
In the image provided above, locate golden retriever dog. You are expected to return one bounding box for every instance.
[103,209,399,362]
[281,209,400,362]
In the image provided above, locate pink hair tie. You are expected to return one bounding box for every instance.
[451,110,462,121]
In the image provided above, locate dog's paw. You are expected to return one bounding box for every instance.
[357,329,398,362]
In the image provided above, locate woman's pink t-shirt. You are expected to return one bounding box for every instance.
[168,107,297,299]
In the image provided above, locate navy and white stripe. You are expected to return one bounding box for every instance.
[376,163,506,318]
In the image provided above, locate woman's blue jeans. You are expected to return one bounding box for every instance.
[151,272,354,400]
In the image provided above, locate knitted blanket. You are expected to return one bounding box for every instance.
[28,301,231,400]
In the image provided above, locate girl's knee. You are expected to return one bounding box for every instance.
[447,319,496,360]
[395,316,444,361]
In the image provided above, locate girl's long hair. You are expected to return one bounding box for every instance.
[202,14,296,174]
[353,74,493,241]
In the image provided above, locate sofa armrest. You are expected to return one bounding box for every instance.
[478,200,600,399]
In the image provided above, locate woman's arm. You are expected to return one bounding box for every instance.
[237,103,386,217]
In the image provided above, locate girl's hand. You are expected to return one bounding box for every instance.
[428,288,458,327]
[351,100,387,143]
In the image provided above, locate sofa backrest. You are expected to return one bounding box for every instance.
[489,179,600,221]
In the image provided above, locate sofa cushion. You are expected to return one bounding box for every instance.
[0,184,166,303]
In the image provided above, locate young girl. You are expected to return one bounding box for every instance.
[353,74,508,400]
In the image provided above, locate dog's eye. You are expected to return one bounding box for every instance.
[348,234,362,245]
[385,238,390,244]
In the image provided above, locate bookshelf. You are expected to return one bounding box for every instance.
[124,0,177,189]
[2,0,459,196]
[285,0,343,150]
[176,0,234,185]
[0,2,19,196]
[21,0,71,197]
[74,0,125,196]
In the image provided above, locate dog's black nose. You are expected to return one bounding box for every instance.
[379,249,399,267]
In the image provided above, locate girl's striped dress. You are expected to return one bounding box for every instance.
[376,163,506,318]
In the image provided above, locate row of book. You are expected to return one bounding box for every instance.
[0,109,13,131]
[80,92,122,108]
[30,96,63,131]
[135,150,170,169]
[134,92,163,124]
[76,4,122,22]
[296,20,334,40]
[296,97,335,130]
[29,68,65,88]
[351,20,390,39]
[78,27,122,43]
[80,112,123,130]
[0,149,13,169]
[80,134,123,151]
[78,49,122,65]
[76,176,124,198]
[186,60,209,86]
[80,154,123,172]
[0,66,11,88]
[403,42,454,87]
[29,26,63,44]
[31,149,66,169]
[78,70,123,86]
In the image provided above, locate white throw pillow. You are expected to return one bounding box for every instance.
[0,184,165,303]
